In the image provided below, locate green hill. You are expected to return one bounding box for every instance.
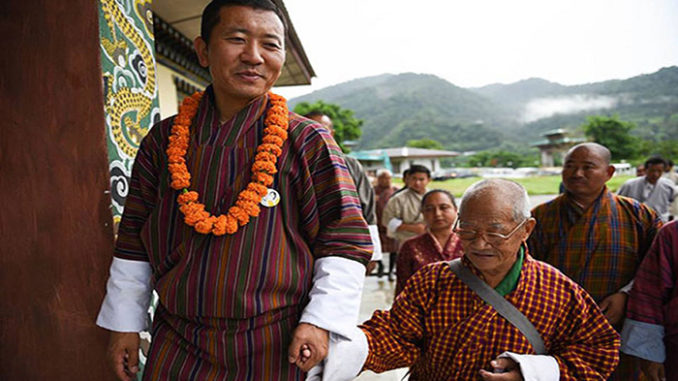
[289,67,678,151]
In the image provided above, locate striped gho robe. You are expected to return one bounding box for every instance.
[622,220,678,378]
[115,87,372,380]
[359,252,620,380]
[528,188,661,380]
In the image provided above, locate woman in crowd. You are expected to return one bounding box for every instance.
[395,189,464,295]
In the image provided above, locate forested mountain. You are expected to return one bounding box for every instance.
[289,67,678,151]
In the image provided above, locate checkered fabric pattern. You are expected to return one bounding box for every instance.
[359,252,620,380]
[529,189,661,303]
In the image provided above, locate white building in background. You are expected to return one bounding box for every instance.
[349,147,459,176]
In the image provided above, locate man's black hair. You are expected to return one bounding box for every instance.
[201,0,287,45]
[644,155,667,169]
[408,164,431,178]
[303,110,325,119]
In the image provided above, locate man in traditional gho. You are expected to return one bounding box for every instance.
[529,142,662,380]
[308,179,620,381]
[621,220,678,381]
[96,1,372,380]
[382,165,429,240]
[618,155,676,222]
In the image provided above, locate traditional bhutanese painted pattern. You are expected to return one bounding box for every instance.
[626,220,678,365]
[395,231,463,295]
[98,0,160,229]
[360,253,620,380]
[114,86,372,380]
[528,189,661,303]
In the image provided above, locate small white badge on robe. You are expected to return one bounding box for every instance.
[260,188,280,208]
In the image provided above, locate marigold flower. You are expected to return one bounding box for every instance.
[229,206,250,225]
[263,135,284,146]
[264,126,288,140]
[238,190,260,203]
[185,207,209,226]
[236,199,260,217]
[253,172,274,186]
[247,183,268,197]
[252,161,277,174]
[195,216,217,234]
[255,151,277,163]
[177,191,199,205]
[257,144,282,156]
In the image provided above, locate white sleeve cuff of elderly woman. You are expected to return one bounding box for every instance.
[498,352,559,381]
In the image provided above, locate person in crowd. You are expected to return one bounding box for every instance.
[373,169,399,279]
[395,189,463,295]
[391,168,410,197]
[636,164,646,177]
[618,156,676,222]
[529,142,661,380]
[621,220,678,381]
[382,165,431,282]
[663,159,678,221]
[309,179,620,381]
[304,111,383,273]
[96,1,372,380]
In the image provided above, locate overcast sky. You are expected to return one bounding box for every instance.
[274,0,678,99]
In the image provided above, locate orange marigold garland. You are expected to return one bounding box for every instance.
[167,91,289,235]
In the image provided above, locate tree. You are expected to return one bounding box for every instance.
[581,115,639,161]
[466,150,535,168]
[293,100,363,152]
[638,139,678,161]
[406,138,443,150]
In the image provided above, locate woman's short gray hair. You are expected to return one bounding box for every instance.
[460,179,531,222]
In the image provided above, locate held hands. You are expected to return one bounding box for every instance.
[599,292,628,326]
[288,323,329,372]
[639,358,666,381]
[107,331,141,381]
[479,358,524,381]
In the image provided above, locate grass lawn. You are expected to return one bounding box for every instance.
[394,175,634,197]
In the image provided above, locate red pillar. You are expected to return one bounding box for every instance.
[1,1,116,379]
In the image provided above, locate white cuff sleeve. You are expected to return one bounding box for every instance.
[386,218,403,238]
[96,257,153,332]
[368,224,383,261]
[307,327,368,381]
[619,279,634,294]
[621,318,666,362]
[498,352,560,381]
[299,256,365,339]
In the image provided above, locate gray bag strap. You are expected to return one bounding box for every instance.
[448,258,546,355]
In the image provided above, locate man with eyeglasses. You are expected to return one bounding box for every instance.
[309,179,620,380]
[529,142,662,380]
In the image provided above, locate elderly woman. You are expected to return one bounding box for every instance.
[395,190,464,295]
[309,179,620,381]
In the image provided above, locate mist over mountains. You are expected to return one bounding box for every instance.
[289,67,678,152]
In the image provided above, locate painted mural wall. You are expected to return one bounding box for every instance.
[99,0,160,231]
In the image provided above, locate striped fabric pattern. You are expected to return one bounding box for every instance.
[360,252,620,380]
[528,189,661,303]
[114,87,372,380]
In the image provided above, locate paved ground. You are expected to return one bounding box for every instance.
[353,194,559,380]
